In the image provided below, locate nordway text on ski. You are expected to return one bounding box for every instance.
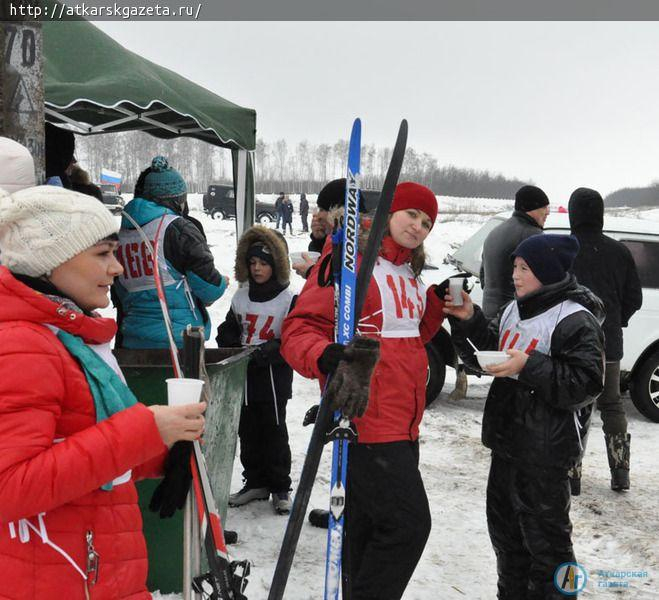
[340,168,359,343]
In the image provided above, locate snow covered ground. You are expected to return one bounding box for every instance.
[139,197,659,599]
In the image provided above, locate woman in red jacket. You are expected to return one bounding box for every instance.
[281,182,444,600]
[0,186,205,600]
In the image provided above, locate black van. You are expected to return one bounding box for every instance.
[202,184,278,223]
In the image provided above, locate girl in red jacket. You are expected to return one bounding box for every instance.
[281,182,444,600]
[0,186,205,600]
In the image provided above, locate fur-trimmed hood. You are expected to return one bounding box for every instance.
[235,225,290,285]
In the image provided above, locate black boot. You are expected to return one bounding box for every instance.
[308,509,329,529]
[568,462,582,496]
[605,432,630,492]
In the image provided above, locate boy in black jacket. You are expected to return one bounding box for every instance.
[217,226,296,515]
[445,234,605,599]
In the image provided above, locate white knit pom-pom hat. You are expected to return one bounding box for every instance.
[0,185,119,276]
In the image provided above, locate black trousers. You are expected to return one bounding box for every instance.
[597,361,628,435]
[487,454,576,600]
[301,212,309,232]
[343,441,431,600]
[238,398,291,493]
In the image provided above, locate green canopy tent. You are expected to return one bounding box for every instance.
[42,11,256,235]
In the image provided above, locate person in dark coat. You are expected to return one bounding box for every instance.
[69,163,103,202]
[274,193,284,230]
[446,233,604,600]
[299,192,309,232]
[480,185,550,318]
[281,195,294,235]
[44,123,75,188]
[292,178,365,278]
[568,187,642,493]
[217,226,296,515]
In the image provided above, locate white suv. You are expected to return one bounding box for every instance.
[430,212,659,422]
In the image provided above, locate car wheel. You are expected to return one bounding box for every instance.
[211,208,226,220]
[257,212,274,224]
[425,343,446,408]
[629,349,659,423]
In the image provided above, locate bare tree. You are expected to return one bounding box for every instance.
[315,143,331,183]
[273,139,288,182]
[333,139,349,178]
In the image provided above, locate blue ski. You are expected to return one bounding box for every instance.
[325,118,362,599]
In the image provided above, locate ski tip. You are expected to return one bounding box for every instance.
[351,118,362,144]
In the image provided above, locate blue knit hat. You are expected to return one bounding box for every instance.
[512,234,580,286]
[141,156,186,200]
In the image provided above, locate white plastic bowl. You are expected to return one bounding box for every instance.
[475,351,510,370]
[290,251,321,265]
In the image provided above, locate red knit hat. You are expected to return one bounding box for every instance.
[390,182,438,227]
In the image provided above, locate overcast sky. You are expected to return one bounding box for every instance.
[96,21,659,203]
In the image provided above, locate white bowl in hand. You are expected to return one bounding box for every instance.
[475,351,510,370]
[290,251,320,265]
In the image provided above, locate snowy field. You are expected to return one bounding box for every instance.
[135,196,659,599]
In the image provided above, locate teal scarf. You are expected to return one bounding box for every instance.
[57,330,137,491]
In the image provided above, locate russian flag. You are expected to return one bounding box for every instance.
[100,168,122,186]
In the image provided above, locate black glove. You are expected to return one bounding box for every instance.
[325,336,380,419]
[435,276,469,299]
[317,343,349,375]
[251,339,282,367]
[149,441,193,518]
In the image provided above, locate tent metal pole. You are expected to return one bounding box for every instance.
[236,149,248,238]
[183,494,193,600]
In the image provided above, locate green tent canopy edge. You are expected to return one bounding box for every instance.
[42,5,256,152]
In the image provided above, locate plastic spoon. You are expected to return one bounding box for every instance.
[466,337,479,353]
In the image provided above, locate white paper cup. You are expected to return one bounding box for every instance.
[449,277,465,306]
[166,378,204,407]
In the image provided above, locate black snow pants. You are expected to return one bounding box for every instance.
[487,453,576,600]
[238,397,292,493]
[342,441,431,600]
[597,361,628,435]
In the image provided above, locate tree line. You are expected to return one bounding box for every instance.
[76,131,527,199]
[75,131,228,194]
[605,183,659,207]
[255,139,527,198]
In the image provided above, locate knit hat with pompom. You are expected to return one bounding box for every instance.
[138,156,187,201]
[0,185,118,277]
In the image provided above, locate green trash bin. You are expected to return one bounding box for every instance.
[115,347,249,594]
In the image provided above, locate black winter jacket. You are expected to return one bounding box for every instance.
[570,230,642,361]
[300,197,309,216]
[480,211,543,318]
[216,304,294,404]
[308,234,326,253]
[282,201,294,223]
[451,276,605,470]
